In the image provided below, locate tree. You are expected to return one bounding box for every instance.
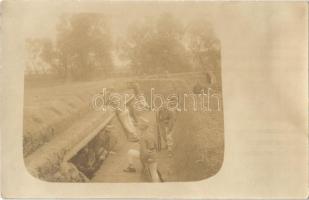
[55,13,113,80]
[186,19,220,72]
[120,13,191,75]
[25,38,54,75]
[29,13,113,80]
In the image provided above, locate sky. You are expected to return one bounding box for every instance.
[20,1,219,40]
[7,1,302,72]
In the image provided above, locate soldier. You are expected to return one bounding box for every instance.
[123,117,161,182]
[109,93,139,142]
[193,80,204,94]
[117,106,139,142]
[129,81,150,110]
[156,104,176,156]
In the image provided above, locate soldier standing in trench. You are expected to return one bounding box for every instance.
[156,96,177,157]
[129,81,150,110]
[123,117,162,182]
[108,89,139,142]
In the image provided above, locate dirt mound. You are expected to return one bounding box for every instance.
[171,111,224,181]
[23,98,89,156]
[23,80,128,157]
[25,109,115,182]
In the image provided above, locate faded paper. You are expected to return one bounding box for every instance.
[1,1,308,199]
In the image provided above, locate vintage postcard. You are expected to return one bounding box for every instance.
[1,1,308,199]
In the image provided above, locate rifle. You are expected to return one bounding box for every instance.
[157,123,161,152]
[157,169,164,182]
[146,166,164,182]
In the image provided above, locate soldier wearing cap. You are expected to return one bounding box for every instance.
[157,102,176,156]
[123,117,160,182]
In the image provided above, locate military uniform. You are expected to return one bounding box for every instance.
[124,117,160,182]
[157,107,175,153]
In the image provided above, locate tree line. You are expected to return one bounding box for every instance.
[26,12,220,81]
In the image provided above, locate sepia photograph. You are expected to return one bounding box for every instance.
[22,2,224,183]
[1,1,307,199]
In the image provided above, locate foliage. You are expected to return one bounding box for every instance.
[26,12,221,79]
[25,38,52,74]
[120,13,192,75]
[26,13,113,80]
[55,13,113,80]
[186,19,221,71]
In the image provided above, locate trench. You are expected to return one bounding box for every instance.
[25,75,224,182]
[67,78,224,182]
[68,109,174,182]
